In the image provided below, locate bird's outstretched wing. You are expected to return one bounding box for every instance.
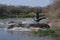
[39,17,46,20]
[34,17,46,22]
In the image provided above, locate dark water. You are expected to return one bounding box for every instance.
[0,18,59,40]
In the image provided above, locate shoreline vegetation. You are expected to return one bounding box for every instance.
[0,13,46,19]
[0,4,46,19]
[33,29,60,37]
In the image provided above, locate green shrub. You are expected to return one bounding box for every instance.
[33,30,60,37]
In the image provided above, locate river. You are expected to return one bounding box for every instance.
[0,18,59,40]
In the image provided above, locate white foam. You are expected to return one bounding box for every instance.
[0,22,5,25]
[5,27,32,31]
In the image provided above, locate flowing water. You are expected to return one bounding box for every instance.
[0,18,59,40]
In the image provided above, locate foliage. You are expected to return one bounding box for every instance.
[0,4,46,18]
[33,30,60,37]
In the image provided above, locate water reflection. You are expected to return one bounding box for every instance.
[6,30,55,40]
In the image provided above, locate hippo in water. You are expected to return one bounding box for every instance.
[7,25,15,29]
[29,23,50,29]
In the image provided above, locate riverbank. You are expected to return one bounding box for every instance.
[33,29,60,37]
